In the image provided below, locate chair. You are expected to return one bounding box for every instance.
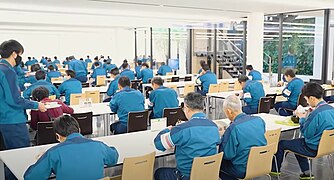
[51,77,62,83]
[208,84,219,93]
[59,68,66,75]
[85,90,100,103]
[49,95,56,100]
[241,144,275,180]
[36,122,58,145]
[166,72,174,76]
[127,111,149,133]
[184,84,195,96]
[281,94,308,113]
[96,75,106,86]
[81,82,90,88]
[218,81,229,92]
[166,84,178,92]
[71,112,93,136]
[258,97,271,113]
[310,79,322,84]
[234,81,242,91]
[70,93,85,105]
[171,77,180,82]
[286,129,334,178]
[265,128,282,178]
[266,93,277,109]
[163,107,188,126]
[190,152,223,180]
[184,76,192,81]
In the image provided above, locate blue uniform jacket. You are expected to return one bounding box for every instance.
[85,58,92,63]
[120,69,135,81]
[149,86,179,118]
[25,75,37,84]
[198,71,217,94]
[31,59,38,64]
[63,61,70,66]
[219,113,267,176]
[107,75,120,97]
[138,68,153,83]
[91,62,102,70]
[198,68,203,74]
[157,65,172,75]
[58,78,82,105]
[45,62,58,71]
[24,133,119,180]
[68,59,88,78]
[14,66,26,91]
[135,65,142,77]
[91,67,106,79]
[248,70,262,80]
[299,101,334,150]
[0,60,38,124]
[40,58,47,65]
[282,77,304,107]
[104,64,117,73]
[25,60,36,67]
[154,113,220,177]
[53,59,60,64]
[47,71,62,82]
[109,87,145,125]
[243,80,265,108]
[23,80,60,99]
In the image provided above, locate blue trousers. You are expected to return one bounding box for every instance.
[154,168,190,180]
[220,159,245,180]
[76,75,88,83]
[274,101,296,116]
[272,138,317,173]
[242,106,258,115]
[110,121,127,135]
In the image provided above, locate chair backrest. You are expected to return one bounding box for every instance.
[166,72,174,76]
[264,128,281,153]
[51,77,62,83]
[309,79,322,84]
[49,95,56,100]
[258,97,271,113]
[127,111,149,133]
[316,129,334,158]
[163,107,188,126]
[171,77,180,82]
[265,93,277,109]
[166,84,178,92]
[234,81,242,91]
[36,122,58,145]
[184,84,195,96]
[96,76,106,86]
[85,90,100,103]
[190,152,224,180]
[70,93,85,105]
[184,76,192,81]
[297,94,308,107]
[208,84,219,93]
[71,112,93,135]
[81,82,90,88]
[243,144,275,179]
[121,152,156,180]
[218,82,229,92]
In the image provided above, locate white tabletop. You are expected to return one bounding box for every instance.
[206,86,284,99]
[82,86,108,93]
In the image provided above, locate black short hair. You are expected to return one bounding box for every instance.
[184,92,204,110]
[94,62,100,67]
[32,86,49,101]
[122,62,129,69]
[284,68,296,78]
[202,64,210,71]
[54,56,57,59]
[302,82,323,99]
[246,65,253,71]
[151,77,163,86]
[48,65,55,71]
[110,68,119,75]
[35,70,46,80]
[118,76,130,87]
[0,40,24,58]
[20,61,24,67]
[31,64,41,72]
[238,75,249,83]
[161,62,166,66]
[94,56,98,61]
[137,61,142,65]
[53,115,80,137]
[200,60,206,66]
[28,57,31,60]
[69,56,75,60]
[87,55,89,58]
[66,70,76,78]
[142,63,149,68]
[123,59,128,63]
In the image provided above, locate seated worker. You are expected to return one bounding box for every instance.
[246,65,262,81]
[157,62,172,76]
[45,58,58,71]
[91,62,107,86]
[120,62,135,81]
[135,60,142,78]
[30,87,74,130]
[154,92,220,180]
[274,68,304,116]
[238,75,265,114]
[85,55,92,63]
[271,82,334,179]
[46,65,61,82]
[24,115,119,180]
[53,56,60,64]
[58,70,82,105]
[197,60,206,74]
[219,95,267,179]
[119,59,131,70]
[25,64,42,85]
[68,56,88,82]
[103,60,117,74]
[40,56,47,65]
[196,64,217,96]
[23,70,60,99]
[109,76,145,134]
[106,68,121,98]
[138,62,153,83]
[91,56,102,70]
[63,57,70,67]
[14,63,27,91]
[25,57,36,67]
[148,77,179,118]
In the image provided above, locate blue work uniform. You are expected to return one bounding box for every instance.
[91,61,102,70]
[58,78,82,105]
[14,66,26,91]
[68,59,88,82]
[219,113,267,179]
[31,58,38,64]
[25,60,36,67]
[120,69,135,81]
[149,86,179,118]
[242,80,265,114]
[63,61,70,66]
[47,71,62,82]
[53,59,60,64]
[197,71,217,95]
[154,113,220,178]
[40,58,47,65]
[0,59,39,150]
[248,70,262,81]
[106,75,120,97]
[109,87,145,134]
[91,66,106,79]
[138,68,153,83]
[25,75,37,84]
[135,65,142,78]
[23,80,60,99]
[45,62,58,71]
[104,64,117,73]
[24,133,119,180]
[198,68,203,74]
[85,58,92,63]
[157,65,173,76]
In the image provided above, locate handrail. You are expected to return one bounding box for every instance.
[227,39,243,55]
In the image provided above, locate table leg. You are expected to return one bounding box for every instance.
[0,159,5,180]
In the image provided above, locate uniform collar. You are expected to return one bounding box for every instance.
[66,133,83,140]
[120,86,132,92]
[316,101,327,108]
[37,80,48,83]
[158,86,167,89]
[233,113,246,122]
[0,59,14,69]
[191,112,206,119]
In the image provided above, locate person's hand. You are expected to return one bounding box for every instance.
[295,111,307,118]
[38,102,47,112]
[277,81,284,87]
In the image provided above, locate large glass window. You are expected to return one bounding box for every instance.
[171,28,188,75]
[328,10,334,80]
[152,28,168,69]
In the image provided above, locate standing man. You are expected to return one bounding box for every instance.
[68,55,88,83]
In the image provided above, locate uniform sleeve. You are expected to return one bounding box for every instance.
[219,127,238,160]
[58,83,65,94]
[148,91,155,109]
[300,116,318,139]
[243,86,252,104]
[24,151,54,180]
[154,128,172,151]
[106,82,114,96]
[52,85,61,99]
[102,145,119,167]
[282,83,293,98]
[109,95,119,113]
[68,62,73,70]
[157,67,162,75]
[91,70,96,79]
[59,101,74,114]
[23,87,32,99]
[137,70,142,79]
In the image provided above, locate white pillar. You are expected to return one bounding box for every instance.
[246,13,264,73]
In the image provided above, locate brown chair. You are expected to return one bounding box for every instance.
[70,93,85,105]
[265,128,282,178]
[281,94,308,113]
[190,152,224,180]
[171,77,180,82]
[266,93,277,109]
[96,76,106,86]
[36,122,58,145]
[258,97,271,113]
[85,90,100,103]
[184,76,192,81]
[81,83,90,88]
[166,72,174,76]
[127,111,149,133]
[208,84,219,93]
[234,81,242,91]
[71,112,93,136]
[183,84,195,96]
[163,107,188,126]
[166,84,178,92]
[218,81,229,92]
